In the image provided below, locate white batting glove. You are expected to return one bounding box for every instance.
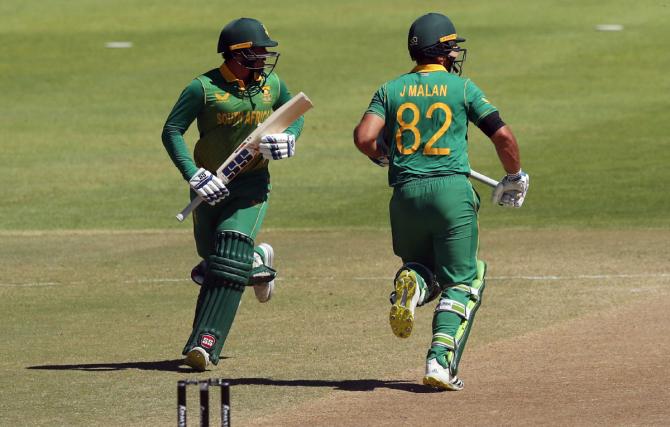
[259,133,295,160]
[492,170,530,208]
[189,168,229,205]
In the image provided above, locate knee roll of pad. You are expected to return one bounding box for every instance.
[204,231,255,290]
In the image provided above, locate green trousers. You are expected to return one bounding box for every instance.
[390,174,482,373]
[192,170,270,256]
[390,174,480,286]
[184,170,270,364]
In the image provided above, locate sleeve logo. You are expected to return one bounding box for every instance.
[215,92,231,103]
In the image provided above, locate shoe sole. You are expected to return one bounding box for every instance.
[184,348,208,371]
[422,375,464,391]
[389,270,417,338]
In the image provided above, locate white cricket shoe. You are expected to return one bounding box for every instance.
[389,269,421,338]
[184,346,210,371]
[423,358,464,391]
[252,243,275,303]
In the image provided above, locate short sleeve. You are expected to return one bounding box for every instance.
[365,84,387,120]
[464,79,498,125]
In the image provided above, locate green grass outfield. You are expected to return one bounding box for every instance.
[1,0,668,230]
[1,0,669,425]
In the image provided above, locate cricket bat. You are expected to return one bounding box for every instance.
[176,92,314,222]
[469,170,499,188]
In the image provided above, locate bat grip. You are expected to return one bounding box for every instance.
[469,170,499,188]
[176,197,202,222]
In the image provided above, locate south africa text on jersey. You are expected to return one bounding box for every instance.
[399,84,448,97]
[217,109,272,126]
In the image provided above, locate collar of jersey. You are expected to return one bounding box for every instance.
[219,63,262,90]
[411,64,447,73]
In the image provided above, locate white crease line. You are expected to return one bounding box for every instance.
[0,282,59,287]
[488,273,670,281]
[0,229,190,237]
[4,273,669,288]
[0,226,388,237]
[350,273,670,281]
[124,278,188,284]
[0,279,189,287]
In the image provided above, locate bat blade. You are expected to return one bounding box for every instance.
[176,92,313,222]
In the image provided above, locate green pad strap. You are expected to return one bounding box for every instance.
[249,265,277,285]
[205,231,255,289]
[431,333,457,351]
[435,299,469,319]
[452,284,480,301]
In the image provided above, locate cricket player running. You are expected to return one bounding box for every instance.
[161,18,304,371]
[353,13,529,390]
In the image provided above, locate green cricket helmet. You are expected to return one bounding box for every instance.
[217,17,280,95]
[408,13,467,75]
[217,17,278,53]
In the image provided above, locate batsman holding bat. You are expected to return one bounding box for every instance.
[354,13,529,390]
[161,17,304,370]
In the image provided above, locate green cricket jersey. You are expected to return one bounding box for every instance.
[366,64,497,186]
[162,64,304,181]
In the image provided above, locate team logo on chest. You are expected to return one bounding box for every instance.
[262,86,272,103]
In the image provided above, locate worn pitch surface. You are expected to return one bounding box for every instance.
[244,229,670,426]
[247,292,670,426]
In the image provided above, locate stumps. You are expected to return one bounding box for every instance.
[177,379,231,427]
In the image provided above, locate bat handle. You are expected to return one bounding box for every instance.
[469,170,499,188]
[176,197,202,222]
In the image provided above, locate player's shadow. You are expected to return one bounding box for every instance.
[26,358,218,373]
[26,363,440,393]
[225,377,442,394]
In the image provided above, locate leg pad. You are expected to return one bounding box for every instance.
[204,231,255,290]
[428,260,487,375]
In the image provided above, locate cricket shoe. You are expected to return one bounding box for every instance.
[250,243,276,303]
[389,269,421,338]
[423,358,464,391]
[184,346,210,371]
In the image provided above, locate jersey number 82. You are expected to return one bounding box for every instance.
[395,101,452,156]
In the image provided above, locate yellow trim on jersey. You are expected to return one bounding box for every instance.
[219,63,246,89]
[229,41,253,50]
[219,63,239,82]
[218,62,266,93]
[439,34,458,43]
[411,64,448,73]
